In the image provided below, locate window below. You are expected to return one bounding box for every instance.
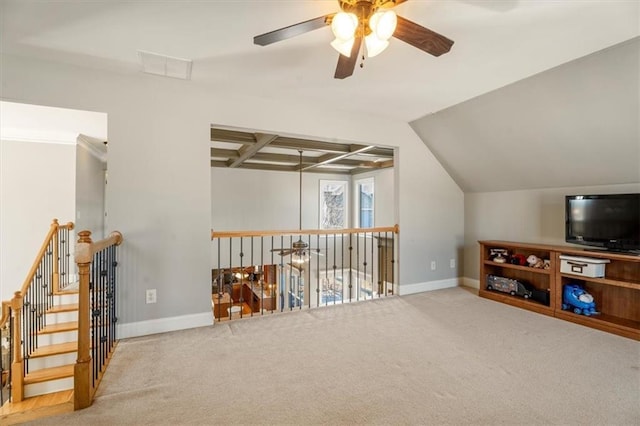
[356,178,374,228]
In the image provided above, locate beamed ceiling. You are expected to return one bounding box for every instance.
[210,127,394,175]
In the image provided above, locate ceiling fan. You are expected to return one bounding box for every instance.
[253,0,454,79]
[271,150,322,266]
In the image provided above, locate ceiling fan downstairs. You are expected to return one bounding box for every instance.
[271,150,323,268]
[253,0,454,79]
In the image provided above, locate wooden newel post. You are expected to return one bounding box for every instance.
[52,219,60,293]
[11,291,24,402]
[74,230,93,410]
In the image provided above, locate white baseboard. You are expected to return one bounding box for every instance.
[117,312,212,339]
[399,278,460,296]
[461,277,480,289]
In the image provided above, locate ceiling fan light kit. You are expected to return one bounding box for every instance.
[253,0,454,79]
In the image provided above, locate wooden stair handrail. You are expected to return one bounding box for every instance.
[0,300,10,330]
[74,231,123,264]
[19,219,74,296]
[212,224,399,239]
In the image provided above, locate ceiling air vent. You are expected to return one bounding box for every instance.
[138,50,193,80]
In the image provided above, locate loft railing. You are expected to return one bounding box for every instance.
[211,225,398,321]
[74,230,123,410]
[3,219,74,403]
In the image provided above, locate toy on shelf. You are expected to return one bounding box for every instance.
[562,284,598,316]
[527,254,546,268]
[510,254,527,266]
[490,248,509,263]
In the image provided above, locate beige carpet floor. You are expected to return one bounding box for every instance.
[31,287,639,425]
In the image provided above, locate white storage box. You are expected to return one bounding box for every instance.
[559,255,610,278]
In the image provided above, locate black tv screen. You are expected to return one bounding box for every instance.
[565,193,640,252]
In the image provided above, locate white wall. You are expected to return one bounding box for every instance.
[1,53,464,337]
[464,183,640,283]
[75,143,106,239]
[0,140,76,301]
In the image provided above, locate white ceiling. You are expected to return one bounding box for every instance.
[2,1,638,123]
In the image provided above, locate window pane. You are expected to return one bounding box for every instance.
[357,179,374,228]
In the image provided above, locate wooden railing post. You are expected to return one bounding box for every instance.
[52,219,60,293]
[74,230,93,410]
[10,291,23,402]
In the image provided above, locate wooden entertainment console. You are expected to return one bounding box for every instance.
[479,241,640,340]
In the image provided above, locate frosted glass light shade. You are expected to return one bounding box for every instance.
[365,34,389,58]
[331,12,358,41]
[331,37,355,57]
[369,10,397,41]
[292,251,309,265]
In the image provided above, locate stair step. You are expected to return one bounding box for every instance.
[47,303,78,314]
[0,389,73,424]
[24,364,74,385]
[30,342,78,358]
[54,288,79,295]
[39,321,78,334]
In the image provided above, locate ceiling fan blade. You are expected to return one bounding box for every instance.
[334,35,362,79]
[271,248,295,256]
[393,15,454,57]
[254,14,334,46]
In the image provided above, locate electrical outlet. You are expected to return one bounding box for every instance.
[146,289,157,304]
[430,261,436,271]
[450,259,456,268]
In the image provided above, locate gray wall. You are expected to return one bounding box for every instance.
[75,143,105,239]
[1,52,463,336]
[211,166,395,232]
[464,183,640,282]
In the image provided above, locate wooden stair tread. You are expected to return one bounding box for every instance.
[24,364,74,385]
[47,303,78,313]
[0,389,73,420]
[39,321,78,334]
[30,342,77,358]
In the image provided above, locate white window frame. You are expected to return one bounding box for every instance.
[355,177,374,228]
[319,180,348,230]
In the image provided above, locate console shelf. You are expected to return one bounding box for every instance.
[479,240,640,341]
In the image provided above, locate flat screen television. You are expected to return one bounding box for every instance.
[565,193,640,253]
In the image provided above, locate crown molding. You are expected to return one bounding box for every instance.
[77,134,107,163]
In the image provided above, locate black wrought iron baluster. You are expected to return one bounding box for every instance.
[348,233,353,302]
[228,238,234,319]
[288,235,293,311]
[315,233,320,308]
[4,306,14,404]
[270,235,275,313]
[279,235,284,312]
[215,238,221,322]
[239,237,244,319]
[250,237,254,317]
[339,232,344,304]
[362,231,368,300]
[392,231,396,295]
[376,232,382,298]
[101,248,107,385]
